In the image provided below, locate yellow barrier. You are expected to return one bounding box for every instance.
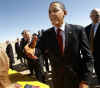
[8,69,50,88]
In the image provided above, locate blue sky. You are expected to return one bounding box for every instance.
[0,0,100,43]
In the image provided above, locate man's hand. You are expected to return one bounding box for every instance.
[79,81,89,88]
[26,53,38,59]
[31,55,38,59]
[24,44,38,59]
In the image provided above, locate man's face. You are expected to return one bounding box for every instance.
[49,3,66,28]
[17,39,19,42]
[26,32,31,40]
[90,10,99,23]
[23,32,31,41]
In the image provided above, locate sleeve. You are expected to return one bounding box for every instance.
[80,26,94,83]
[80,27,93,62]
[38,31,47,54]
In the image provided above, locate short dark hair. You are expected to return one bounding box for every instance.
[49,1,66,10]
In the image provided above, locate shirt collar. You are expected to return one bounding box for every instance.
[92,22,100,27]
[54,22,65,32]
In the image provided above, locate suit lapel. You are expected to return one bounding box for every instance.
[50,27,59,51]
[50,27,57,40]
[65,23,72,51]
[94,23,100,39]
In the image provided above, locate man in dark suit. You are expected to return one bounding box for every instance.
[6,40,15,70]
[39,1,93,88]
[20,30,31,65]
[15,38,23,63]
[20,30,45,83]
[85,8,100,84]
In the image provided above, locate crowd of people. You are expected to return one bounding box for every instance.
[1,1,100,88]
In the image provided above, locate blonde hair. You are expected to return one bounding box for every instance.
[0,48,10,88]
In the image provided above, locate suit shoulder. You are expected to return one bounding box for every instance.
[43,27,54,34]
[69,24,84,30]
[85,24,92,30]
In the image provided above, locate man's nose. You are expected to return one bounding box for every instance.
[51,12,57,16]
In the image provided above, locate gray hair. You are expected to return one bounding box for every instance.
[91,8,100,17]
[21,29,30,35]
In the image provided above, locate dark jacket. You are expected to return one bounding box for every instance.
[39,23,93,88]
[6,43,15,63]
[15,42,21,57]
[85,23,100,81]
[20,38,29,58]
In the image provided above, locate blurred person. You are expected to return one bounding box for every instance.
[15,38,23,63]
[39,1,93,88]
[20,29,31,65]
[24,33,45,83]
[6,40,15,70]
[0,48,21,88]
[37,31,41,39]
[0,48,10,88]
[85,8,100,83]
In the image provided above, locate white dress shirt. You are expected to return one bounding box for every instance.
[92,22,100,37]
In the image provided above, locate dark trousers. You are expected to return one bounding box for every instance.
[49,56,80,88]
[94,60,100,82]
[9,57,15,69]
[27,58,45,83]
[43,55,49,72]
[50,66,80,88]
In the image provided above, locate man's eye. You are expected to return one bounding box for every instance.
[49,10,51,14]
[49,8,60,13]
[53,9,59,12]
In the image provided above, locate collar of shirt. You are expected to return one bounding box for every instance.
[53,22,65,49]
[92,22,100,36]
[54,22,65,33]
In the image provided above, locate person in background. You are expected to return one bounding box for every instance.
[24,33,46,83]
[85,8,100,84]
[6,40,15,70]
[0,48,21,88]
[37,31,41,39]
[15,38,23,63]
[0,48,10,88]
[20,29,31,65]
[39,1,93,88]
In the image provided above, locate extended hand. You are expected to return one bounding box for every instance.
[26,53,38,59]
[79,81,89,88]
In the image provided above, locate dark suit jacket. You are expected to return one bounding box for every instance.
[20,38,29,58]
[6,43,15,63]
[85,24,100,61]
[85,24,100,81]
[15,42,21,56]
[39,23,93,88]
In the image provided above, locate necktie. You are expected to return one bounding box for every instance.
[90,24,95,54]
[57,28,64,55]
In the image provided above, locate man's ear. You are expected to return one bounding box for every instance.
[64,10,67,15]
